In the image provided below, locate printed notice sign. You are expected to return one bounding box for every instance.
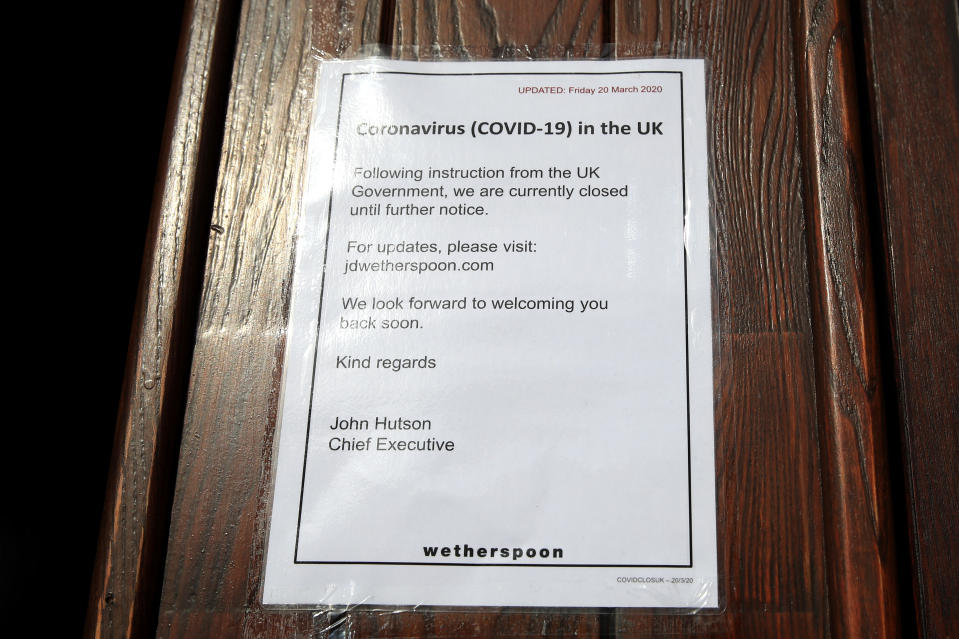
[263,59,717,609]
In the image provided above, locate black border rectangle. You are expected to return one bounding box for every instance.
[292,70,692,569]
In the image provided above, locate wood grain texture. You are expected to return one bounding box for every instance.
[146,0,938,636]
[155,2,381,638]
[859,1,959,636]
[313,0,390,57]
[329,609,601,639]
[85,1,240,637]
[618,336,827,637]
[612,1,829,636]
[790,0,902,636]
[392,0,607,59]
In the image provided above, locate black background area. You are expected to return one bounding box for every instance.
[1,2,185,634]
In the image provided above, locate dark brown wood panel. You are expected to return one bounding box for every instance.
[85,1,240,638]
[155,2,382,638]
[790,0,901,637]
[610,0,687,57]
[860,1,959,636]
[345,609,600,639]
[613,0,830,636]
[616,339,830,637]
[143,0,957,636]
[392,0,607,59]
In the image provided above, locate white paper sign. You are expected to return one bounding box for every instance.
[263,59,717,609]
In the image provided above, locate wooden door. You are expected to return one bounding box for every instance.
[86,1,959,637]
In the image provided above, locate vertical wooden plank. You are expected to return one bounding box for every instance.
[614,1,830,636]
[155,2,381,637]
[85,1,241,638]
[790,0,902,636]
[859,1,959,637]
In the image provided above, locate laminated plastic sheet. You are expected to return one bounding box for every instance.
[261,57,719,623]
